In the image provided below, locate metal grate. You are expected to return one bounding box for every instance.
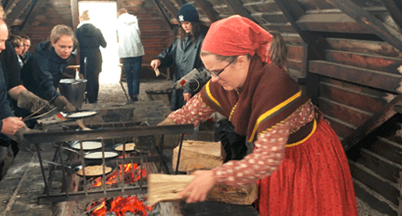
[23,122,193,204]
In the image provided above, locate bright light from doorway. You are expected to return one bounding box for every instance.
[78,2,121,84]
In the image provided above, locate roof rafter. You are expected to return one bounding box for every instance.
[152,0,174,30]
[381,0,402,30]
[326,0,402,53]
[194,0,220,22]
[5,0,30,26]
[223,0,254,21]
[159,0,179,19]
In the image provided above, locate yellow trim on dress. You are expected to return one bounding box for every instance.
[205,81,221,108]
[285,119,317,147]
[249,90,302,142]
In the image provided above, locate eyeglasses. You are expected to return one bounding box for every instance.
[205,58,236,79]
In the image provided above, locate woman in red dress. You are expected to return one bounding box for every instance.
[161,15,358,216]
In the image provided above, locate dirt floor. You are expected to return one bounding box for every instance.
[97,78,172,104]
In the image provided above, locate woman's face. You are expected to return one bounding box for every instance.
[201,54,250,91]
[51,35,74,59]
[181,21,192,34]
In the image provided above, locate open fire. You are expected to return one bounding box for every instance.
[91,162,147,187]
[87,195,153,216]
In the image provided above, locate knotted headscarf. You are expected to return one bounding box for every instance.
[201,15,273,63]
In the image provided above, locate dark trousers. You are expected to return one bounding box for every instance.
[86,70,100,103]
[214,119,247,163]
[122,57,142,100]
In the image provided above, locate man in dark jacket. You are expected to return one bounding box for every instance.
[75,10,107,103]
[150,3,208,111]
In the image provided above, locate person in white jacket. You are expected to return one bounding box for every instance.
[116,8,145,102]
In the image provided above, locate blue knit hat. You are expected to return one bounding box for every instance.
[177,3,199,23]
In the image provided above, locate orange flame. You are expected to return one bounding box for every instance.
[87,196,153,216]
[91,163,147,187]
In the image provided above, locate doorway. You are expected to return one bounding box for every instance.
[78,1,120,84]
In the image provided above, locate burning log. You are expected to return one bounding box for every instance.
[86,195,153,216]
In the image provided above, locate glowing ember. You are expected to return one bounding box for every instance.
[87,196,153,216]
[92,163,147,187]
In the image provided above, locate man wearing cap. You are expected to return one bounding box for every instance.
[150,3,208,111]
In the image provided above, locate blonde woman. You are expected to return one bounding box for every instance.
[20,25,77,112]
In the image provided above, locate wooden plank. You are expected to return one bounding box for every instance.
[319,82,387,113]
[259,13,289,24]
[349,161,399,205]
[274,0,327,59]
[326,0,402,53]
[296,13,371,33]
[152,0,173,30]
[309,60,402,93]
[287,45,303,60]
[282,34,303,46]
[194,0,220,22]
[287,59,302,71]
[20,0,43,31]
[3,0,16,12]
[326,38,402,58]
[325,50,402,74]
[341,92,402,151]
[262,23,296,34]
[223,0,254,21]
[243,2,281,13]
[364,137,402,165]
[353,181,398,215]
[70,0,80,28]
[5,0,30,27]
[381,0,402,30]
[159,0,179,18]
[319,97,372,127]
[325,116,356,138]
[349,148,401,183]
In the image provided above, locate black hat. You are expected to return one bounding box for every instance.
[177,3,199,23]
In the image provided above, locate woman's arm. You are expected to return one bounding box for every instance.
[32,56,60,101]
[167,94,215,127]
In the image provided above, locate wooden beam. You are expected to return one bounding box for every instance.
[18,0,40,32]
[309,60,402,93]
[342,93,402,151]
[175,0,185,7]
[326,0,402,53]
[152,0,173,30]
[274,0,326,59]
[3,0,15,12]
[159,0,179,18]
[5,0,30,27]
[381,0,402,30]
[70,0,79,29]
[296,13,371,34]
[223,0,254,21]
[194,0,220,22]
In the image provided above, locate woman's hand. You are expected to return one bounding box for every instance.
[183,93,191,101]
[177,170,217,203]
[150,59,161,70]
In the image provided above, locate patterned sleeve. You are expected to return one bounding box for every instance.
[168,94,215,127]
[212,119,289,187]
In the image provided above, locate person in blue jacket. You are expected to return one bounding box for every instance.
[21,24,76,113]
[150,3,208,111]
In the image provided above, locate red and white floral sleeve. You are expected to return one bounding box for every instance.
[212,121,289,187]
[168,94,215,127]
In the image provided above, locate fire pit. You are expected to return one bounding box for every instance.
[21,121,193,205]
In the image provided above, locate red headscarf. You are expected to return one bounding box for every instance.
[202,15,273,63]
